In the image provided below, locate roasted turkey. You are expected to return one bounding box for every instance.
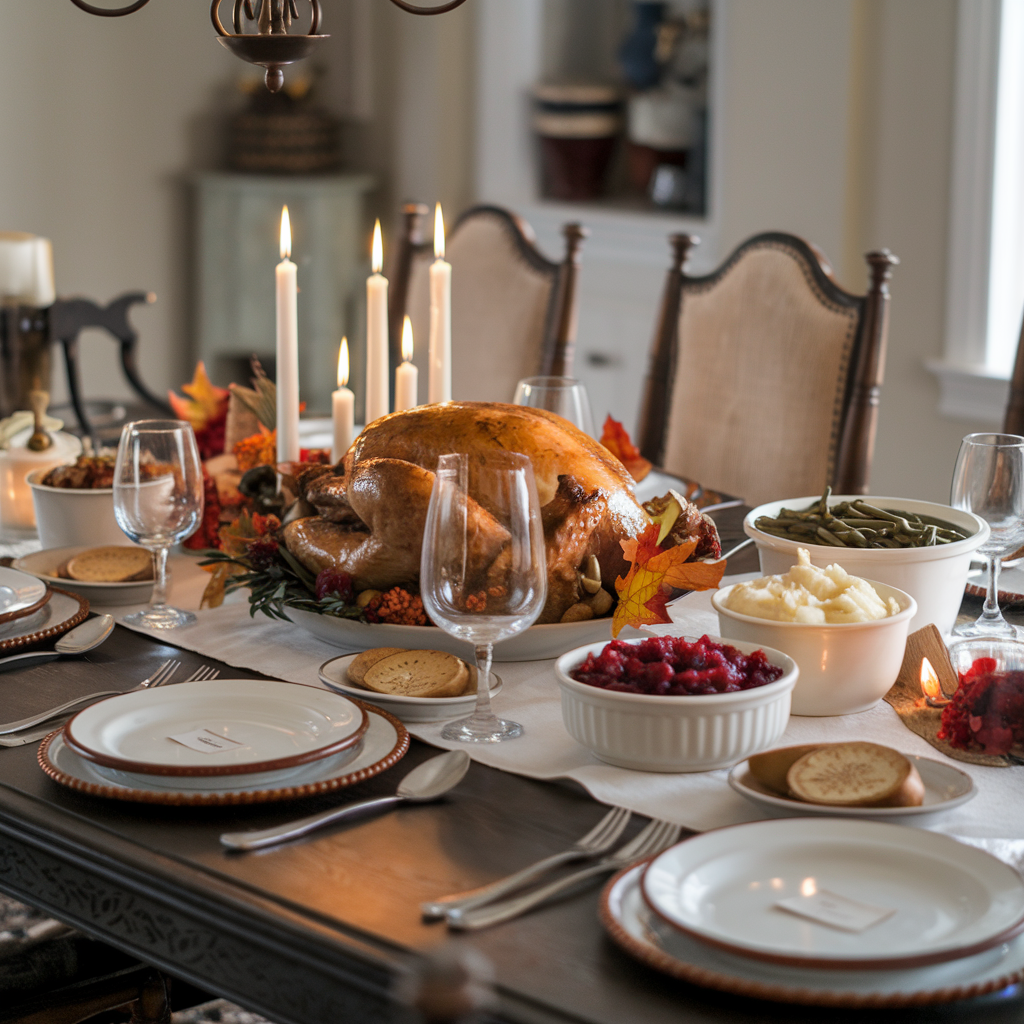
[282,402,651,623]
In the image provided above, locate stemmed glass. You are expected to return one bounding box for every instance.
[513,376,595,436]
[113,420,204,630]
[420,452,547,743]
[951,432,1024,638]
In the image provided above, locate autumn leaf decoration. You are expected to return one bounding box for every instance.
[612,523,725,638]
[600,415,653,483]
[168,362,229,460]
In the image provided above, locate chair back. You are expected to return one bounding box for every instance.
[1003,313,1024,435]
[402,205,585,403]
[638,232,897,506]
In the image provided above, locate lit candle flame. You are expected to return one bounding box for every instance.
[434,202,445,260]
[402,315,414,362]
[337,337,349,388]
[372,219,383,274]
[920,657,942,701]
[279,205,291,260]
[800,877,817,897]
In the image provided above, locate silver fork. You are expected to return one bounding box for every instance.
[420,805,632,919]
[0,659,181,736]
[445,818,682,931]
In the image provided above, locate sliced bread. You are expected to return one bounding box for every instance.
[362,650,469,699]
[786,742,922,807]
[65,546,154,583]
[747,744,823,797]
[347,647,404,687]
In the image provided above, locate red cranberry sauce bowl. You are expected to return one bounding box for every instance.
[569,635,784,696]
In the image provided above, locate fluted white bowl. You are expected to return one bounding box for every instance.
[554,637,797,773]
[712,580,916,717]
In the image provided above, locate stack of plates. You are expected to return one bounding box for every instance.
[0,566,89,652]
[39,678,410,805]
[601,819,1024,1007]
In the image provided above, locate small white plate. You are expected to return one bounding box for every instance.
[0,565,48,621]
[0,589,88,650]
[601,863,1024,1007]
[318,653,503,723]
[641,819,1024,970]
[728,754,976,819]
[63,678,368,777]
[39,705,409,806]
[13,546,155,607]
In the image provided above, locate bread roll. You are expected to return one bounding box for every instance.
[347,647,404,687]
[786,742,921,807]
[747,744,823,796]
[65,546,153,583]
[362,650,469,698]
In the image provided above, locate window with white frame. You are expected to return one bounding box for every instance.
[930,0,1024,421]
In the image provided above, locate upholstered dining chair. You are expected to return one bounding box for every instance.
[636,233,898,507]
[391,204,587,403]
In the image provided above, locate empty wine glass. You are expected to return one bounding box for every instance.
[113,420,204,630]
[420,452,547,743]
[513,376,595,436]
[951,432,1024,638]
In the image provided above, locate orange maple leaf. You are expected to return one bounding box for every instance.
[169,362,229,430]
[612,524,725,637]
[600,416,653,483]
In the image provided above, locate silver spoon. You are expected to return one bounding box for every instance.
[220,749,472,851]
[0,614,114,673]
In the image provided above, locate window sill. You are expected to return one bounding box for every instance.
[926,359,1008,424]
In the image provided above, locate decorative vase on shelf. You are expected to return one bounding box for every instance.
[619,2,667,91]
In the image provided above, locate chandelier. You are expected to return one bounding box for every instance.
[70,0,471,92]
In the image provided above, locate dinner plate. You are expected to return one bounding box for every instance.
[318,653,503,723]
[728,754,976,820]
[63,679,370,777]
[0,566,49,623]
[0,588,89,651]
[641,819,1024,970]
[287,606,649,663]
[966,563,1024,605]
[13,546,155,607]
[601,863,1024,1008]
[38,702,409,806]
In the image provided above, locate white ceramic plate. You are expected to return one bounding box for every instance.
[641,819,1024,970]
[728,754,976,820]
[0,566,48,621]
[286,606,648,663]
[38,704,409,806]
[319,653,503,723]
[966,563,1024,605]
[13,546,155,607]
[601,863,1024,1007]
[63,679,369,777]
[0,589,89,650]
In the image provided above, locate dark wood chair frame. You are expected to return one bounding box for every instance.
[386,203,588,388]
[637,231,898,494]
[1003,316,1024,435]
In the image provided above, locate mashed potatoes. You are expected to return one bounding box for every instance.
[724,548,900,624]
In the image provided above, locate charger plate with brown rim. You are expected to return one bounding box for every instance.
[0,566,50,624]
[600,862,1024,1008]
[965,563,1024,606]
[0,587,88,652]
[62,678,371,777]
[37,701,409,806]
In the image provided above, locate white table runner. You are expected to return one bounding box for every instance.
[86,555,1024,839]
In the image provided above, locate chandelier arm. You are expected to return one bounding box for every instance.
[69,0,152,15]
[232,0,244,33]
[309,0,321,35]
[387,0,470,13]
[211,0,229,36]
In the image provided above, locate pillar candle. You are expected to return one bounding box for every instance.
[366,219,389,424]
[428,203,452,404]
[275,206,300,464]
[331,337,355,462]
[395,316,418,412]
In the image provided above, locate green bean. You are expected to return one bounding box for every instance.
[816,526,846,546]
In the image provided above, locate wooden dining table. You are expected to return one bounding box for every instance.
[0,505,1022,1024]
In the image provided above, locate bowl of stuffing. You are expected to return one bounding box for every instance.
[554,634,797,772]
[28,455,128,550]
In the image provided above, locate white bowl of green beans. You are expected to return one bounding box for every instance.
[743,494,989,636]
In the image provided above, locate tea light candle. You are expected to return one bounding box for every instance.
[428,203,452,404]
[365,220,389,424]
[395,316,418,412]
[275,206,300,464]
[920,657,951,708]
[332,338,355,462]
[0,429,81,535]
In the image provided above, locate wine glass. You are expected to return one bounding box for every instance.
[113,420,204,630]
[513,376,595,436]
[420,452,547,743]
[951,432,1024,638]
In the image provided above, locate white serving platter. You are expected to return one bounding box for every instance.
[641,819,1024,970]
[727,754,976,820]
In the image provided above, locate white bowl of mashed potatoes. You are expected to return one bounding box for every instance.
[712,550,917,716]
